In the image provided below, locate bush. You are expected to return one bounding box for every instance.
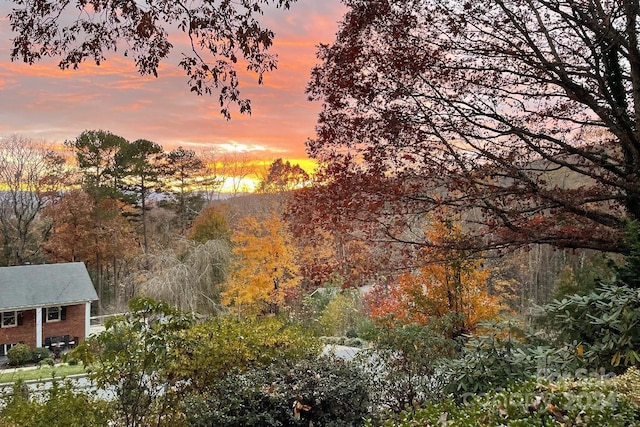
[318,291,368,337]
[612,366,640,398]
[358,322,458,412]
[369,372,640,427]
[350,338,363,347]
[538,221,640,374]
[71,298,196,427]
[7,344,32,366]
[39,358,55,367]
[541,282,640,373]
[441,319,585,397]
[184,355,371,427]
[169,315,322,393]
[0,380,112,426]
[31,347,51,362]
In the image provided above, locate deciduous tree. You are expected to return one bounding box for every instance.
[259,158,309,194]
[0,135,66,265]
[187,204,231,244]
[138,239,231,314]
[9,0,298,118]
[223,211,300,314]
[42,190,139,311]
[287,178,411,290]
[318,289,368,337]
[41,189,96,263]
[217,150,259,195]
[195,146,226,203]
[306,0,640,254]
[365,218,501,337]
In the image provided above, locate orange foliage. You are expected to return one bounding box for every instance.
[42,189,137,265]
[365,218,501,336]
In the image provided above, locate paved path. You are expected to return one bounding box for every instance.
[0,372,115,402]
[322,345,361,361]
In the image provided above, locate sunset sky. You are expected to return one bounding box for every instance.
[0,0,345,168]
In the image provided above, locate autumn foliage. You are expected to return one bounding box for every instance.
[187,204,231,243]
[223,210,300,314]
[42,190,136,266]
[365,219,501,336]
[304,0,640,255]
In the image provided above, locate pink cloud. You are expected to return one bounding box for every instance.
[0,0,346,160]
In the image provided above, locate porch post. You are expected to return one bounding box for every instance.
[35,307,42,347]
[85,302,91,339]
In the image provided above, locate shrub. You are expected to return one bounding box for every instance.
[541,282,640,373]
[169,315,321,393]
[349,338,363,347]
[73,298,320,427]
[359,322,458,412]
[61,352,79,365]
[39,358,55,367]
[318,291,368,337]
[184,355,371,427]
[612,366,640,398]
[71,298,197,427]
[0,380,112,426]
[539,221,640,374]
[369,374,640,427]
[7,344,32,366]
[184,369,291,427]
[31,347,51,363]
[442,334,531,396]
[441,319,584,397]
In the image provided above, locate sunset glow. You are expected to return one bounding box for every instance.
[0,1,345,167]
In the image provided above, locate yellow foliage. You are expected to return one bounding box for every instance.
[187,204,231,243]
[223,211,300,313]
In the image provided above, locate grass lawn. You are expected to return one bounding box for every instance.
[0,364,87,384]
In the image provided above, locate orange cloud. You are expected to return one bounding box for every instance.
[0,0,346,161]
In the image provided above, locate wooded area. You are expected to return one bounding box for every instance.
[2,0,640,426]
[0,130,591,317]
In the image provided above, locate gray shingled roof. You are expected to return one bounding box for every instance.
[0,262,98,310]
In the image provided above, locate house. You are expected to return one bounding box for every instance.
[0,262,98,356]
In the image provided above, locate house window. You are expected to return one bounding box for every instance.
[1,311,17,328]
[0,343,18,356]
[46,306,62,322]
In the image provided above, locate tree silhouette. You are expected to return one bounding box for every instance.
[9,0,297,118]
[306,0,640,254]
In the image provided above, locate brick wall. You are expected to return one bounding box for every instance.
[43,304,86,344]
[0,309,37,348]
[0,304,87,349]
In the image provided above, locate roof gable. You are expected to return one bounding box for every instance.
[0,262,98,310]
